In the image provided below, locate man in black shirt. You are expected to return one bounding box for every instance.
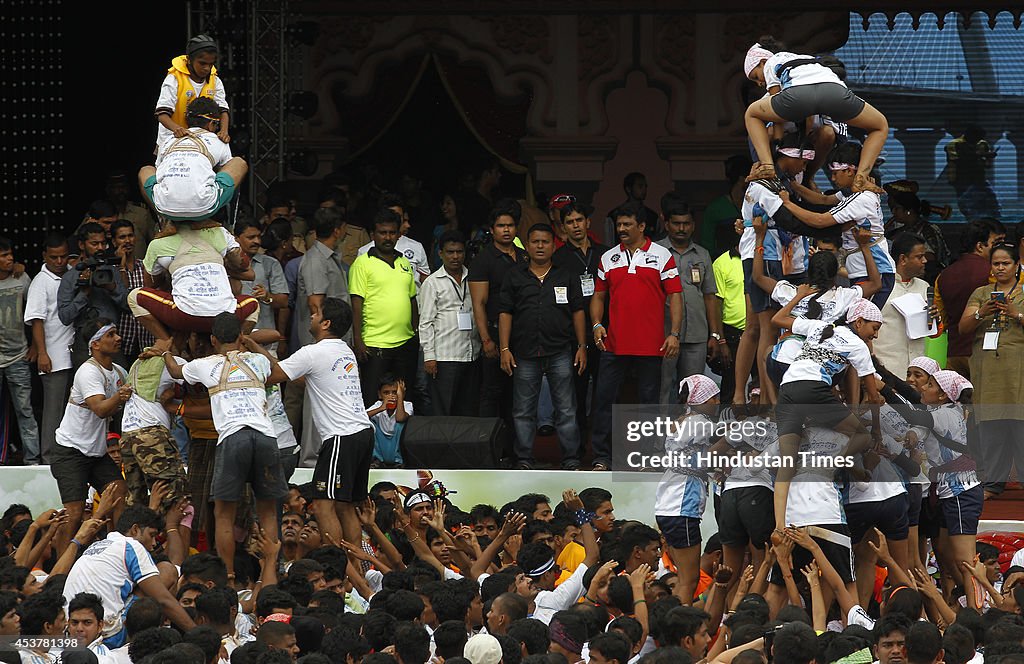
[499,224,587,470]
[468,200,527,439]
[552,203,609,432]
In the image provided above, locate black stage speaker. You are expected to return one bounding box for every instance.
[400,417,507,469]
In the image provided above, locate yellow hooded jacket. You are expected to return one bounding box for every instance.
[166,55,219,128]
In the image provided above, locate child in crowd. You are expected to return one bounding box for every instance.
[366,375,412,468]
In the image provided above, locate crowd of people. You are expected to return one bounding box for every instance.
[2,28,1024,664]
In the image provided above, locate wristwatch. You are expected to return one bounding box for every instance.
[671,331,682,340]
[974,310,982,321]
[710,332,722,342]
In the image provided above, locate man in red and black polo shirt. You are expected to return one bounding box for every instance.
[589,201,683,470]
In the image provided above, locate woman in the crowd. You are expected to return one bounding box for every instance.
[959,243,1024,499]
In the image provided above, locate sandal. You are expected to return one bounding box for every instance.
[852,172,885,194]
[745,162,776,182]
[591,462,610,472]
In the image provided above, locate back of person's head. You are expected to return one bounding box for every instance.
[184,625,222,664]
[609,615,643,652]
[569,602,610,642]
[638,646,694,664]
[256,621,295,648]
[394,621,430,664]
[955,608,985,648]
[291,616,325,656]
[494,633,522,664]
[61,649,100,664]
[942,624,976,664]
[211,312,242,346]
[906,621,943,664]
[362,611,397,653]
[124,597,163,638]
[362,655,398,664]
[803,251,840,319]
[589,631,633,664]
[548,611,587,659]
[493,592,528,624]
[429,584,471,624]
[256,651,293,664]
[732,650,766,664]
[195,588,232,627]
[17,592,64,635]
[825,634,865,663]
[88,199,117,220]
[314,206,344,240]
[432,620,468,660]
[508,618,549,656]
[986,619,1024,648]
[776,604,812,627]
[181,553,229,588]
[480,573,515,604]
[660,606,710,649]
[648,596,683,643]
[256,588,297,619]
[983,641,1024,663]
[308,590,344,615]
[730,623,767,650]
[185,97,222,130]
[385,590,425,623]
[320,626,370,664]
[231,641,269,664]
[883,585,923,620]
[773,622,819,664]
[130,627,183,663]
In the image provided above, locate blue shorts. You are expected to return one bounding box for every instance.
[742,258,784,313]
[845,493,909,544]
[938,484,984,536]
[657,515,702,549]
[144,171,236,222]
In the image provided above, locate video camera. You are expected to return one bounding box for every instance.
[75,250,122,288]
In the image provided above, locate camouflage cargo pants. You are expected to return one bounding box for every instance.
[121,425,188,511]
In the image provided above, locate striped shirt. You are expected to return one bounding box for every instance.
[417,266,480,363]
[118,259,155,355]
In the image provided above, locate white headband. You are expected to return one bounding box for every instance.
[89,324,116,346]
[679,375,720,405]
[403,491,432,510]
[779,147,815,160]
[829,162,856,171]
[525,557,557,577]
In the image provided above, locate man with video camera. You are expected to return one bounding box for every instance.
[58,222,130,368]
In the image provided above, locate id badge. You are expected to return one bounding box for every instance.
[983,330,999,350]
[457,312,473,330]
[580,273,595,297]
[690,265,701,285]
[554,286,569,304]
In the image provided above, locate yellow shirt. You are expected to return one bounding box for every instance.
[555,541,586,587]
[349,252,418,348]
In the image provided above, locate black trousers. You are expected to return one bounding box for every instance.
[573,346,601,431]
[359,337,419,407]
[430,360,481,417]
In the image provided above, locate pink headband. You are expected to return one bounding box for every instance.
[779,147,815,160]
[829,162,856,171]
[933,370,972,402]
[847,298,883,323]
[909,356,940,376]
[744,44,774,78]
[679,374,720,405]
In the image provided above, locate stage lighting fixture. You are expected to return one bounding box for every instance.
[288,150,319,177]
[287,92,319,119]
[287,21,320,46]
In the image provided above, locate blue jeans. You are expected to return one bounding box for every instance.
[2,360,40,464]
[512,352,581,468]
[590,353,662,467]
[373,422,405,464]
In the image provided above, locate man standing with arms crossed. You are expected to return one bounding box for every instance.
[245,298,373,549]
[589,201,683,471]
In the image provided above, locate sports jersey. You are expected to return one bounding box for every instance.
[723,417,776,491]
[63,532,160,647]
[877,403,928,486]
[654,413,715,518]
[831,192,895,278]
[153,128,232,218]
[763,52,844,90]
[740,182,808,275]
[764,427,847,526]
[781,319,874,386]
[56,361,127,456]
[769,284,864,366]
[595,239,681,356]
[846,432,907,504]
[916,404,979,499]
[180,352,275,443]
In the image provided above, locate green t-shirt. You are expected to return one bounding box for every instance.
[712,250,746,330]
[349,252,418,348]
[701,195,741,253]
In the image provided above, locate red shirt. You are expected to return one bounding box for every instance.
[938,253,992,357]
[596,239,681,356]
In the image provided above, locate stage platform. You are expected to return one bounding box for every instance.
[2,467,1024,540]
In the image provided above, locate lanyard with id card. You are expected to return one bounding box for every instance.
[690,263,702,286]
[580,272,595,297]
[449,275,473,330]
